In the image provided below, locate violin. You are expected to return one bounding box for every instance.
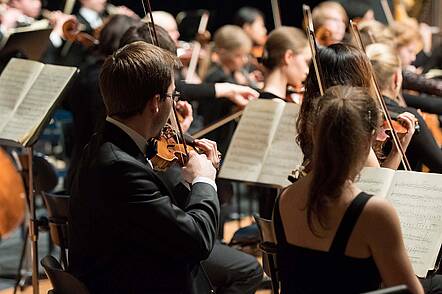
[150,123,196,171]
[151,124,221,171]
[62,18,99,47]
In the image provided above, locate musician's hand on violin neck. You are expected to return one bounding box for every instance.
[182,150,216,183]
[193,139,220,171]
[215,83,259,108]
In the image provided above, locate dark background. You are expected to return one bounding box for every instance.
[46,0,323,33]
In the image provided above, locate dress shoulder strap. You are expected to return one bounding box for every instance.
[272,192,288,245]
[329,192,372,255]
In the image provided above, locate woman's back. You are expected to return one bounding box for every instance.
[275,176,381,293]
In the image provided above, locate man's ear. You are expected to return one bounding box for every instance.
[148,94,161,113]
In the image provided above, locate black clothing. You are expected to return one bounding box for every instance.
[274,192,381,294]
[403,92,442,116]
[384,96,442,173]
[199,64,238,156]
[259,91,283,100]
[157,166,263,294]
[176,80,216,102]
[65,56,105,191]
[403,70,442,97]
[69,121,220,294]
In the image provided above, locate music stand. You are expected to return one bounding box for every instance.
[0,28,52,61]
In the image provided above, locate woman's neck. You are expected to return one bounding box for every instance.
[263,68,288,99]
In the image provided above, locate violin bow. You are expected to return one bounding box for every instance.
[350,20,411,171]
[380,0,395,25]
[185,10,210,83]
[142,0,190,161]
[302,4,326,95]
[271,0,282,29]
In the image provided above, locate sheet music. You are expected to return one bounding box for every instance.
[0,58,43,132]
[259,103,302,187]
[219,100,285,182]
[388,171,442,277]
[0,63,76,145]
[356,167,395,197]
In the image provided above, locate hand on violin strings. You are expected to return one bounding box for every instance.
[192,139,220,171]
[396,112,416,152]
[214,83,259,109]
[175,100,193,133]
[182,151,216,183]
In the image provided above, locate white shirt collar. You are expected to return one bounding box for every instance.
[106,116,147,155]
[79,7,103,29]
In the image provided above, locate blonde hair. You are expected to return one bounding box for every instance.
[388,20,422,50]
[213,25,252,52]
[312,1,348,30]
[262,26,307,70]
[366,43,401,91]
[357,20,394,45]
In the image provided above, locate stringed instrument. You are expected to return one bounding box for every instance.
[0,148,25,239]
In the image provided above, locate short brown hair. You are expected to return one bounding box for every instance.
[100,41,181,118]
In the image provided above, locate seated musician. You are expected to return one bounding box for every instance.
[233,7,267,50]
[200,24,253,156]
[119,21,263,294]
[68,41,220,294]
[0,0,72,47]
[260,26,310,102]
[366,43,442,173]
[297,43,416,173]
[274,85,424,293]
[311,1,348,46]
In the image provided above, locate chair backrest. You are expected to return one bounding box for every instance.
[41,192,70,248]
[41,255,90,294]
[41,192,70,269]
[253,215,279,294]
[361,285,410,294]
[33,154,58,194]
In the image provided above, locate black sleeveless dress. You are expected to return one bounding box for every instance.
[273,192,381,294]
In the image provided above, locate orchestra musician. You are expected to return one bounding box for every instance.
[118,21,263,294]
[366,43,442,172]
[260,26,310,102]
[68,41,220,294]
[0,0,73,51]
[233,6,267,59]
[274,85,426,293]
[296,43,416,173]
[311,1,348,45]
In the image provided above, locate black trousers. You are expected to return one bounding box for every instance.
[420,275,442,294]
[202,240,263,294]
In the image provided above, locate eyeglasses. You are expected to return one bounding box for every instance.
[163,91,181,102]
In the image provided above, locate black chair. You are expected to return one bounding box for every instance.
[41,192,70,270]
[253,215,279,294]
[362,285,410,294]
[41,255,89,294]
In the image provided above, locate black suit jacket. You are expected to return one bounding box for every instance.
[69,122,220,294]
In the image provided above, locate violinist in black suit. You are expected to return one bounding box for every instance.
[69,41,220,294]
